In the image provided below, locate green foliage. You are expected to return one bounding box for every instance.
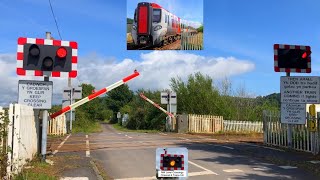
[127,18,134,24]
[14,172,57,180]
[122,90,166,131]
[170,72,280,121]
[50,75,280,133]
[0,110,9,178]
[49,105,61,114]
[104,84,133,123]
[170,72,221,115]
[197,25,203,32]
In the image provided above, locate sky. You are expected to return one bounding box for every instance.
[0,0,320,106]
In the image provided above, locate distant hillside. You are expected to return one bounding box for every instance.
[264,93,280,104]
[256,93,280,108]
[127,18,133,24]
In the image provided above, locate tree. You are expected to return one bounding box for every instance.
[77,83,100,121]
[104,84,134,123]
[170,72,221,115]
[197,25,203,33]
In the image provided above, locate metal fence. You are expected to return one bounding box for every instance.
[263,110,319,154]
[188,114,223,133]
[180,32,203,50]
[224,120,263,133]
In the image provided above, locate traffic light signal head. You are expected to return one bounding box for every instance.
[17,37,78,78]
[274,44,311,73]
[160,154,184,170]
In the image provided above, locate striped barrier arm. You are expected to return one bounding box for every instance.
[139,93,174,118]
[50,70,140,119]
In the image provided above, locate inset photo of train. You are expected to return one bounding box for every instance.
[127,0,203,50]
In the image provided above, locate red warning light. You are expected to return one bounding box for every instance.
[302,51,311,59]
[56,47,67,58]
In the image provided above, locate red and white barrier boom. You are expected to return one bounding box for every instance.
[139,93,174,118]
[50,71,140,119]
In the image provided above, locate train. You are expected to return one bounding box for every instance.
[131,2,182,47]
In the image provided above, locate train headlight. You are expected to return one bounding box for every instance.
[132,25,137,30]
[154,25,162,31]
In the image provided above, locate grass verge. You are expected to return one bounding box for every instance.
[72,121,103,133]
[14,155,83,180]
[113,123,160,133]
[13,156,57,180]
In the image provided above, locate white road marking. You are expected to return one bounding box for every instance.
[211,144,234,149]
[219,145,234,150]
[189,161,219,175]
[125,134,128,136]
[128,136,133,138]
[60,177,89,180]
[86,134,90,157]
[279,166,297,169]
[223,169,244,173]
[253,167,271,171]
[118,133,122,134]
[53,134,71,155]
[309,160,320,164]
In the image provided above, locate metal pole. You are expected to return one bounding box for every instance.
[169,91,172,132]
[70,88,73,132]
[41,31,50,161]
[68,78,72,132]
[286,72,293,149]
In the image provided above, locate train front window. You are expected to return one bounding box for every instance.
[134,9,137,22]
[153,9,161,23]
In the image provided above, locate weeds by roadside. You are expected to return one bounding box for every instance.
[13,156,57,180]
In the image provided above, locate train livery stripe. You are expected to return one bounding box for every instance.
[138,6,148,34]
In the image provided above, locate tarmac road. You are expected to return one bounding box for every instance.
[54,124,320,180]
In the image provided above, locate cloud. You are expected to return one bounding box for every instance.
[0,51,255,107]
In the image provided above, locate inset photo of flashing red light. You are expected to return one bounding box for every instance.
[127,0,204,50]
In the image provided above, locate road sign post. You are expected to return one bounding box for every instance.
[161,91,177,132]
[275,44,313,149]
[16,32,79,161]
[70,88,73,132]
[117,112,121,124]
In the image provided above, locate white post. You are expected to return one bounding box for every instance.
[286,72,293,149]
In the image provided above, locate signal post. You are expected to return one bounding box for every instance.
[16,32,78,161]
